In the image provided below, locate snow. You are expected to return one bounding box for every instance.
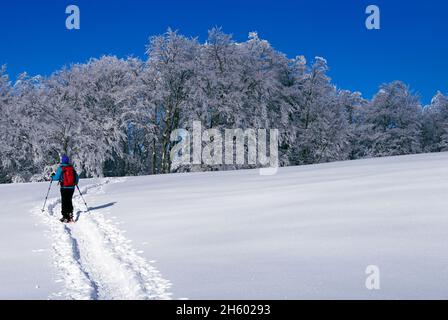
[1,152,448,299]
[0,182,60,299]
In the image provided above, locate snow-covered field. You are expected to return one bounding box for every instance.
[1,152,448,299]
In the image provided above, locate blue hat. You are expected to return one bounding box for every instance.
[61,155,70,164]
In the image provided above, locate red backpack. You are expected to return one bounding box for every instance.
[61,165,76,187]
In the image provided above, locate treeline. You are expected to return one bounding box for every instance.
[0,28,447,183]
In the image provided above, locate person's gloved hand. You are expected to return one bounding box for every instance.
[50,172,56,178]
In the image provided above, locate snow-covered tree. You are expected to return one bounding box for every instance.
[196,30,290,171]
[287,57,351,165]
[35,56,140,177]
[145,29,200,173]
[362,81,422,157]
[422,91,448,152]
[0,66,14,182]
[338,90,368,159]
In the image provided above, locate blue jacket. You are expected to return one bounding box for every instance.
[52,164,79,189]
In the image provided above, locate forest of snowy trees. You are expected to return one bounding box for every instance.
[1,28,448,183]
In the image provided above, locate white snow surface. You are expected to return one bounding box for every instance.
[1,152,448,299]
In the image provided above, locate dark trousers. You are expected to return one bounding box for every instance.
[61,188,75,218]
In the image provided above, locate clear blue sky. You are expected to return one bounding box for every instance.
[0,0,447,104]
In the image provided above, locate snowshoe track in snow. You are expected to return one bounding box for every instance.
[34,178,172,300]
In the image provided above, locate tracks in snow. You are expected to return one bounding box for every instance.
[35,178,172,300]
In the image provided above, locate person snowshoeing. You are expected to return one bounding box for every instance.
[51,155,79,223]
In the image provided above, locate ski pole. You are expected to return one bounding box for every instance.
[76,185,91,213]
[41,180,53,213]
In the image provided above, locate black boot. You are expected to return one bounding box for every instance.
[60,211,71,223]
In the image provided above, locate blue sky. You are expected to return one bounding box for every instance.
[0,0,447,104]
